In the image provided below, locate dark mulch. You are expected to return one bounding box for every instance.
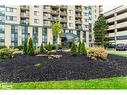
[0,51,127,82]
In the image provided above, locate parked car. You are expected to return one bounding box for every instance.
[125,44,127,51]
[116,44,127,51]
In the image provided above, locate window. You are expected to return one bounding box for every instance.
[69,16,73,20]
[43,13,48,17]
[85,6,88,10]
[11,25,18,47]
[85,25,88,28]
[43,20,49,24]
[34,5,39,8]
[69,10,73,14]
[6,16,17,21]
[34,19,39,23]
[34,11,39,16]
[42,28,47,45]
[0,16,5,23]
[85,19,88,22]
[69,23,73,27]
[43,5,48,9]
[6,7,17,12]
[84,12,88,16]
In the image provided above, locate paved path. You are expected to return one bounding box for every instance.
[108,49,127,54]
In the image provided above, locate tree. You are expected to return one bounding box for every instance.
[93,14,109,46]
[28,38,34,55]
[80,42,87,55]
[78,41,87,55]
[23,38,28,54]
[70,41,77,56]
[52,20,63,51]
[40,43,45,54]
[78,41,82,54]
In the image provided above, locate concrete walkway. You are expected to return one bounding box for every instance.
[107,49,127,54]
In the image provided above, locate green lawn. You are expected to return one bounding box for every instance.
[1,77,127,89]
[112,53,127,57]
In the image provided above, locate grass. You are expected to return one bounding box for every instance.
[1,77,127,89]
[112,53,127,57]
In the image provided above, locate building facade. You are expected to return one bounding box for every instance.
[0,5,102,48]
[104,5,127,45]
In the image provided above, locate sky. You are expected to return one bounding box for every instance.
[102,5,121,13]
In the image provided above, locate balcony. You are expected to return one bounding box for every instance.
[20,20,29,25]
[20,6,29,10]
[76,26,82,29]
[75,20,82,24]
[75,14,82,18]
[51,17,59,21]
[43,16,51,20]
[50,10,59,15]
[20,13,29,18]
[43,23,51,27]
[75,8,82,12]
[60,11,67,16]
[60,18,67,22]
[62,24,67,28]
[43,9,50,13]
[50,6,59,9]
[60,5,67,9]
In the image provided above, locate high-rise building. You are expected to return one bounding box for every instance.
[0,5,102,47]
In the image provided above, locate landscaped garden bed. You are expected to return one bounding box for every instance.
[0,51,127,82]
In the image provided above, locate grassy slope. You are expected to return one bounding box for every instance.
[112,53,127,57]
[1,77,127,89]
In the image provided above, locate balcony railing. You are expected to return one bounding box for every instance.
[60,12,67,15]
[75,20,82,24]
[20,20,29,25]
[51,18,59,21]
[75,8,82,11]
[20,13,29,17]
[50,10,59,14]
[20,6,29,10]
[60,18,67,22]
[60,5,67,9]
[75,14,82,18]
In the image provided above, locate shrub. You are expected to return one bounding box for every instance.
[40,44,47,54]
[28,38,35,55]
[57,44,62,49]
[87,47,108,60]
[80,42,87,55]
[45,43,52,51]
[78,42,87,55]
[35,48,40,55]
[34,63,42,68]
[0,46,7,49]
[78,41,82,54]
[23,39,28,54]
[0,48,14,59]
[14,45,23,51]
[70,41,77,56]
[48,51,56,55]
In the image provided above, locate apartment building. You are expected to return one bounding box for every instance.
[0,5,102,48]
[104,5,127,45]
